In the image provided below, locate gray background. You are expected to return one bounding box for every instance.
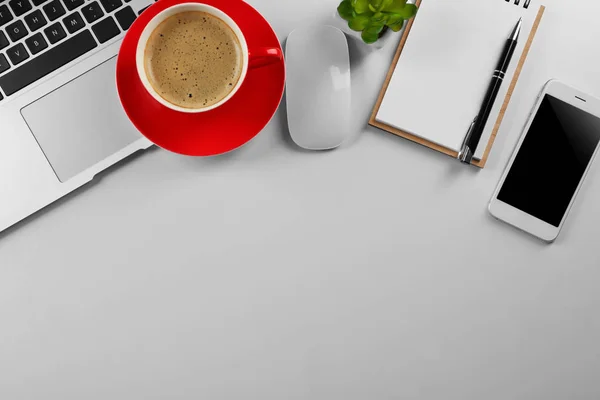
[2,0,600,398]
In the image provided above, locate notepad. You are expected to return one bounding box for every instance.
[370,0,545,167]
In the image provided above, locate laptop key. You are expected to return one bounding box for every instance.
[62,10,83,33]
[114,5,134,30]
[8,0,31,17]
[81,1,102,23]
[32,0,50,5]
[43,0,65,21]
[0,30,8,49]
[99,0,120,13]
[43,20,65,43]
[0,4,14,27]
[24,9,47,31]
[25,31,47,54]
[6,42,29,65]
[0,53,9,73]
[62,0,83,11]
[6,19,27,41]
[91,16,118,43]
[0,29,97,96]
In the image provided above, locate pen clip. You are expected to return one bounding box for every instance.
[458,118,476,164]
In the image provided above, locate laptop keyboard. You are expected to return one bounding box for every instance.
[0,0,147,101]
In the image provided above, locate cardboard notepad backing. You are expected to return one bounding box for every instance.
[369,0,545,168]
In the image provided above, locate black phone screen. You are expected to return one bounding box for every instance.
[497,94,600,227]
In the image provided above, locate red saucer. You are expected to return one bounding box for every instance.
[116,0,285,156]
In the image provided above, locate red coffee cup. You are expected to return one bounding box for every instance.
[116,0,286,156]
[136,2,282,112]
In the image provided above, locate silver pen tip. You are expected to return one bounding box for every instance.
[511,18,522,41]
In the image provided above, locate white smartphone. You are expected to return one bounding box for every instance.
[489,80,600,242]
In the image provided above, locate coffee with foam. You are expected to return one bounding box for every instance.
[144,11,243,109]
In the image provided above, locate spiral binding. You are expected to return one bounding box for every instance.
[506,0,531,8]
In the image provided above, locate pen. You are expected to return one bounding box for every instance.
[459,18,522,164]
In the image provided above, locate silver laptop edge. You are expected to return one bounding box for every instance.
[0,0,154,233]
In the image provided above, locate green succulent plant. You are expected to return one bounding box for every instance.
[337,0,418,44]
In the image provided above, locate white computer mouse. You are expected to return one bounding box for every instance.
[285,25,351,150]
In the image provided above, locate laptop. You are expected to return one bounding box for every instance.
[0,0,156,233]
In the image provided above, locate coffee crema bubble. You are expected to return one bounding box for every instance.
[144,11,243,109]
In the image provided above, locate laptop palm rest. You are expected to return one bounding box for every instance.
[21,56,142,183]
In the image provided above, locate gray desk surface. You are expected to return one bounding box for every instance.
[1,0,600,398]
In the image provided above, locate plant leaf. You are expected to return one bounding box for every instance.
[369,0,384,11]
[381,0,394,9]
[371,11,387,24]
[353,0,370,14]
[337,0,354,21]
[365,23,384,35]
[396,3,417,18]
[348,15,371,31]
[361,27,381,43]
[386,14,404,26]
[388,20,404,31]
[385,0,407,13]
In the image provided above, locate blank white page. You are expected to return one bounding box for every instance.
[376,0,538,157]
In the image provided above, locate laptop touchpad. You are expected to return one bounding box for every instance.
[21,57,142,183]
